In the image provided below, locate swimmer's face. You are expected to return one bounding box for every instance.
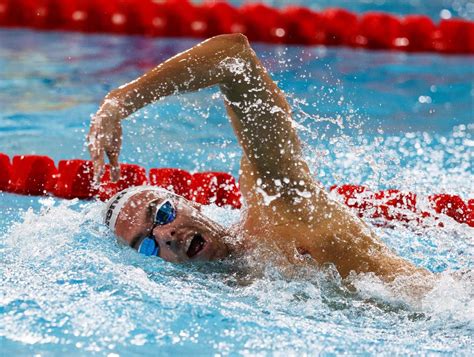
[114,190,231,262]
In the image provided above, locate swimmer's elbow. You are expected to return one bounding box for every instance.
[105,89,118,101]
[210,33,251,52]
[228,33,250,47]
[103,89,124,108]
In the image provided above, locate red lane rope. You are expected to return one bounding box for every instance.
[1,153,472,228]
[0,0,472,54]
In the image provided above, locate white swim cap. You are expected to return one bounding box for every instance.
[102,185,176,232]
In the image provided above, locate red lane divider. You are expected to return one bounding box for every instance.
[0,153,242,209]
[240,3,284,44]
[191,172,241,208]
[0,153,472,227]
[149,168,193,198]
[330,184,427,225]
[320,8,358,46]
[429,194,473,226]
[149,168,241,208]
[0,0,472,54]
[0,153,11,191]
[98,163,148,200]
[48,159,96,199]
[9,155,58,195]
[357,12,402,49]
[330,185,473,228]
[402,15,437,52]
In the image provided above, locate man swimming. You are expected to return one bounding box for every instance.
[88,34,431,286]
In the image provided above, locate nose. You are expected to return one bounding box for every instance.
[152,225,182,259]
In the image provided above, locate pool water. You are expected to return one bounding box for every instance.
[1,29,473,356]
[224,0,474,20]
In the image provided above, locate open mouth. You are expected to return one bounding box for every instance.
[186,234,206,258]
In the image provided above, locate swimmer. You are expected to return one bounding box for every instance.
[88,34,432,289]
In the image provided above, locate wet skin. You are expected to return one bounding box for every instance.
[90,33,433,288]
[114,190,231,263]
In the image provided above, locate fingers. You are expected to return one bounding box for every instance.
[93,154,106,184]
[87,130,102,184]
[107,150,121,183]
[89,139,105,184]
[87,113,123,184]
[106,120,122,183]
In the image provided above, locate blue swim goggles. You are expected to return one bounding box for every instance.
[137,200,176,257]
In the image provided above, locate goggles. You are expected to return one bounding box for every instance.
[137,200,177,257]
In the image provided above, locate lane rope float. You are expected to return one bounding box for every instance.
[1,153,472,228]
[0,0,472,54]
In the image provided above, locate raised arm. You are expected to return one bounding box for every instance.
[88,33,312,199]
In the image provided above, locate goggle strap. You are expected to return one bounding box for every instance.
[104,186,179,232]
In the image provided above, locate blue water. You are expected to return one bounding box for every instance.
[219,0,474,20]
[1,29,473,356]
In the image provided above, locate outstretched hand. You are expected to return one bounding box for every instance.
[87,99,123,183]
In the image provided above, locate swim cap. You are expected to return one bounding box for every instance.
[102,185,176,232]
